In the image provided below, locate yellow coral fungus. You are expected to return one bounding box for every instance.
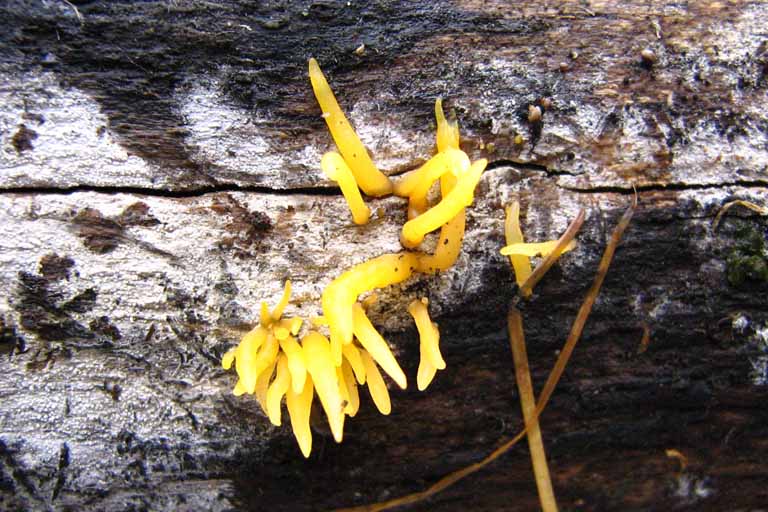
[435,98,460,152]
[322,253,418,365]
[401,158,487,248]
[504,202,533,295]
[302,331,345,443]
[352,303,407,389]
[286,375,314,458]
[308,58,392,197]
[361,349,391,415]
[415,175,466,273]
[321,151,371,225]
[408,298,445,391]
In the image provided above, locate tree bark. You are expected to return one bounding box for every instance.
[1,1,767,511]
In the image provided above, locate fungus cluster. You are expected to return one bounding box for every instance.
[222,58,487,457]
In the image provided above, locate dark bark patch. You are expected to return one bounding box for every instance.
[117,201,160,227]
[89,316,122,341]
[11,124,37,154]
[70,203,163,254]
[38,253,75,281]
[103,379,122,402]
[0,317,26,355]
[210,194,273,258]
[13,271,94,342]
[71,208,124,253]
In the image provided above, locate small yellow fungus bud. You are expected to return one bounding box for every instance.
[221,347,236,370]
[260,301,271,327]
[435,98,460,152]
[342,342,367,384]
[500,240,577,257]
[341,360,360,416]
[279,335,307,393]
[408,298,445,392]
[286,375,314,458]
[323,253,418,365]
[308,58,392,197]
[401,158,487,248]
[352,303,407,389]
[321,151,371,225]
[302,332,345,443]
[361,350,391,415]
[504,202,533,296]
[266,354,291,426]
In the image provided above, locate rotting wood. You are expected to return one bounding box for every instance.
[1,1,768,511]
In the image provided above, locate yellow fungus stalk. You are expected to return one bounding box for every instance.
[352,303,407,389]
[322,253,418,365]
[266,354,291,426]
[435,98,460,152]
[254,355,277,412]
[247,333,279,395]
[408,298,445,391]
[278,335,307,394]
[286,375,314,458]
[406,149,469,220]
[342,343,367,385]
[302,331,345,443]
[504,202,533,295]
[234,326,267,394]
[361,350,391,415]
[308,58,392,197]
[401,158,487,248]
[415,171,466,273]
[341,360,360,416]
[501,240,577,257]
[271,280,292,321]
[321,151,371,225]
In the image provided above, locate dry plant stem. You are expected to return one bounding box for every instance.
[712,199,768,231]
[335,198,636,512]
[519,209,586,296]
[508,307,559,512]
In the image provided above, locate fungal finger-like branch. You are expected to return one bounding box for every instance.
[336,197,635,512]
[519,209,585,296]
[508,307,558,512]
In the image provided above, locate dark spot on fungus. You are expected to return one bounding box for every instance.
[11,124,38,153]
[443,238,450,245]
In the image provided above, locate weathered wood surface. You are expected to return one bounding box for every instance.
[1,1,767,511]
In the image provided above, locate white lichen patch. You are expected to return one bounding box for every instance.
[347,99,433,172]
[0,69,156,188]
